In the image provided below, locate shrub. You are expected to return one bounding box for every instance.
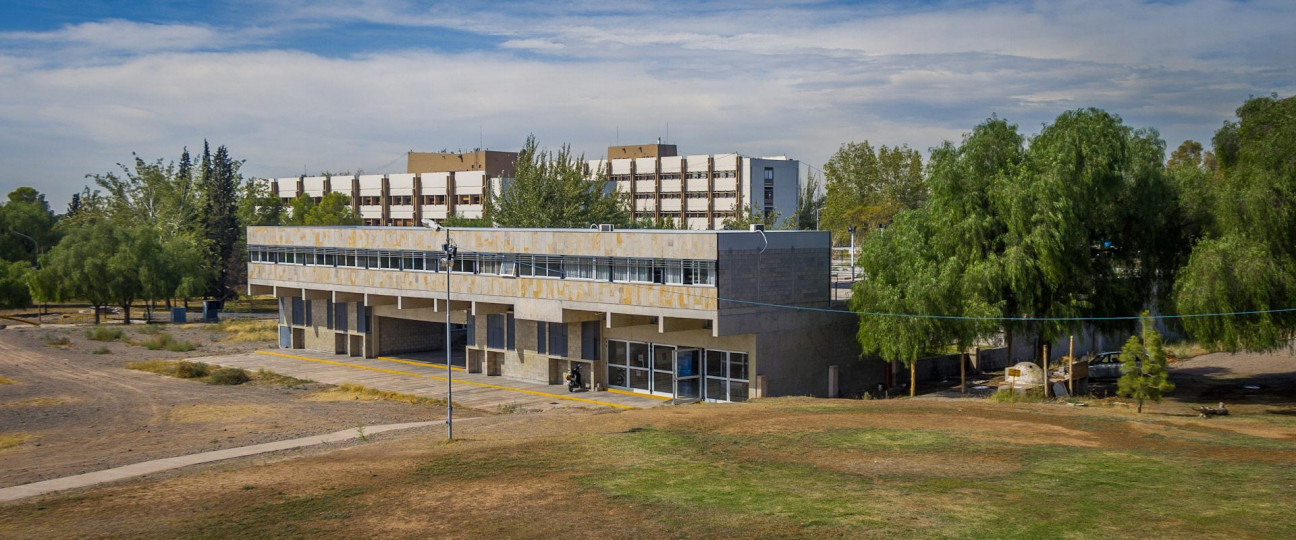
[143,332,198,352]
[42,334,70,347]
[174,361,211,379]
[211,319,277,342]
[92,346,111,355]
[988,387,1046,403]
[86,326,124,342]
[208,367,250,385]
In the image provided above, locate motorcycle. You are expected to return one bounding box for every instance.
[565,364,583,392]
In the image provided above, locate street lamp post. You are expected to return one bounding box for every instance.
[423,219,457,441]
[847,226,857,282]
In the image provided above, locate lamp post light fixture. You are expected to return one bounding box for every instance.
[422,218,456,441]
[846,226,857,282]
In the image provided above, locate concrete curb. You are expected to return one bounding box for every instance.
[0,421,438,503]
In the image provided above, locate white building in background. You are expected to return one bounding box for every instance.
[589,143,801,230]
[261,149,517,226]
[258,143,803,230]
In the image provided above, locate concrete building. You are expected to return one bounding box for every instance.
[261,150,518,226]
[247,225,875,401]
[589,143,801,230]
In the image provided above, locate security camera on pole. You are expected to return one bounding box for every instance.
[422,218,456,441]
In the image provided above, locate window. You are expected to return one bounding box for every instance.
[764,167,774,181]
[456,194,482,205]
[563,257,596,280]
[536,321,547,354]
[507,314,515,351]
[764,187,774,201]
[705,350,749,402]
[487,314,506,349]
[421,194,446,205]
[633,173,654,181]
[664,259,684,285]
[548,322,568,358]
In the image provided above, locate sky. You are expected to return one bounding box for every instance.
[1,0,1293,209]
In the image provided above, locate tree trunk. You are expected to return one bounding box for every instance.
[93,305,101,325]
[1137,400,1144,414]
[909,361,916,397]
[122,304,131,325]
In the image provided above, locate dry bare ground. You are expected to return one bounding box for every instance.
[0,324,473,488]
[2,332,1295,538]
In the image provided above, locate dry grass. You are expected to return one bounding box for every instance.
[0,433,31,452]
[251,368,313,388]
[308,383,446,406]
[1166,340,1216,361]
[210,319,278,342]
[0,376,15,385]
[168,404,267,424]
[1,397,69,408]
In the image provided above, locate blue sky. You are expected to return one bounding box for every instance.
[1,0,1293,209]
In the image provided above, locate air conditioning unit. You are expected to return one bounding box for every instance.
[598,224,615,232]
[749,224,765,232]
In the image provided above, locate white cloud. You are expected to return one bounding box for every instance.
[0,1,1293,208]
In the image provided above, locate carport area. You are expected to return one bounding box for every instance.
[201,349,669,412]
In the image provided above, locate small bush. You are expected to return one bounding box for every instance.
[92,346,111,355]
[174,361,211,379]
[135,324,163,335]
[86,326,124,342]
[42,334,70,347]
[497,401,521,414]
[253,368,313,387]
[208,367,250,385]
[143,332,198,352]
[988,387,1047,403]
[211,319,278,342]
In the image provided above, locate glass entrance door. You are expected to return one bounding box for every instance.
[651,345,675,397]
[675,349,701,400]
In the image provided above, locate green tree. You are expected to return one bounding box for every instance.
[1174,95,1296,351]
[820,141,924,244]
[34,219,132,324]
[1116,316,1175,413]
[237,178,284,227]
[302,192,361,226]
[721,205,784,230]
[0,260,33,308]
[791,171,825,230]
[0,187,59,264]
[439,214,491,228]
[488,135,628,228]
[200,142,243,300]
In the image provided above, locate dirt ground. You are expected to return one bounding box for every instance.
[0,324,476,488]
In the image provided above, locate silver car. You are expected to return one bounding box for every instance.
[1087,351,1126,380]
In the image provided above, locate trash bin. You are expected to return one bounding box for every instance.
[171,307,186,323]
[202,300,221,322]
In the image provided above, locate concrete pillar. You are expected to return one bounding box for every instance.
[828,365,839,398]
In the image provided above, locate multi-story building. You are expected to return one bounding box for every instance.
[261,149,518,226]
[247,225,876,401]
[589,143,801,230]
[259,143,802,230]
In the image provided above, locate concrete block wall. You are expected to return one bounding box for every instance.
[756,313,881,398]
[376,316,443,355]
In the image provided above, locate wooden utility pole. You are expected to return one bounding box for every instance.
[1042,343,1051,398]
[960,352,967,394]
[910,360,916,397]
[1068,335,1075,396]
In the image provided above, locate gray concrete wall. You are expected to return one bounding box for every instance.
[376,316,443,355]
[754,313,881,398]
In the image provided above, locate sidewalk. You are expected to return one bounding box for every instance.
[203,349,670,412]
[0,421,436,503]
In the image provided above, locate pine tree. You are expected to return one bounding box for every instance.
[1117,316,1176,413]
[199,142,242,300]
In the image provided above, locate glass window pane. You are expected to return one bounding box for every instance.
[707,377,726,401]
[607,341,627,366]
[654,371,673,395]
[653,345,675,371]
[629,368,650,391]
[609,366,628,388]
[730,353,748,380]
[706,350,726,377]
[628,342,649,368]
[729,381,749,402]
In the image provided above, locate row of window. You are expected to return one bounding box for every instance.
[610,170,739,182]
[249,245,718,286]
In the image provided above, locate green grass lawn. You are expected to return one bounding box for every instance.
[5,399,1295,539]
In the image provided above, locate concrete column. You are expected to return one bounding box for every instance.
[828,365,839,398]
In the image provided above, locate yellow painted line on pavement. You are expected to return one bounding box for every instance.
[377,356,465,372]
[421,373,636,409]
[256,350,636,409]
[256,350,424,378]
[606,388,671,400]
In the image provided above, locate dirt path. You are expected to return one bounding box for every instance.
[0,328,475,488]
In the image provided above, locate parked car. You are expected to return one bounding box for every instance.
[1087,351,1126,380]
